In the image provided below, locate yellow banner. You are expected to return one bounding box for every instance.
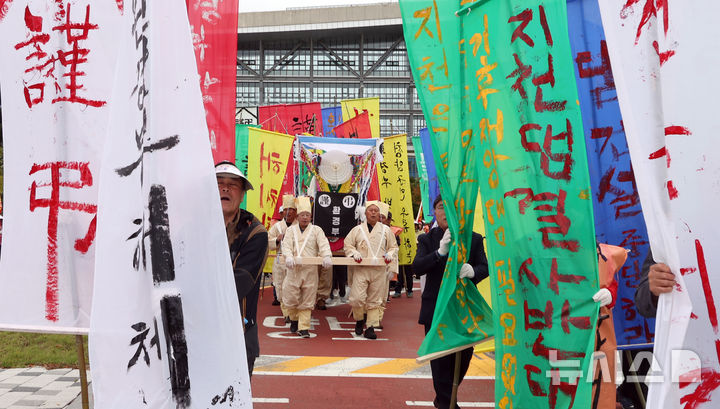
[377,134,417,265]
[341,97,380,139]
[246,128,295,230]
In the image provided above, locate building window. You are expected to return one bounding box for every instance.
[364,83,408,110]
[314,82,360,106]
[237,82,259,106]
[264,82,310,105]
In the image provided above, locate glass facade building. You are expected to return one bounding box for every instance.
[237,4,425,176]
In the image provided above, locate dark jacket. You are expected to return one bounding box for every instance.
[635,249,658,318]
[412,227,489,326]
[227,209,268,358]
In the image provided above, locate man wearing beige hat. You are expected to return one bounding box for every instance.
[216,161,268,376]
[344,200,398,339]
[282,197,333,338]
[268,194,298,321]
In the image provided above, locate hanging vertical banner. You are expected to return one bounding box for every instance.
[600,1,717,407]
[0,1,122,331]
[187,0,238,163]
[403,0,601,407]
[89,1,252,407]
[377,134,417,265]
[566,0,653,348]
[410,136,432,224]
[322,106,343,137]
[246,128,295,229]
[341,97,381,139]
[258,103,322,136]
[418,127,440,220]
[400,0,494,362]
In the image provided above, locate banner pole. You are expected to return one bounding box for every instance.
[449,351,461,409]
[75,335,90,409]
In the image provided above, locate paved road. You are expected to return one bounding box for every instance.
[0,281,495,408]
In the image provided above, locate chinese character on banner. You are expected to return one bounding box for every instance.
[29,161,97,322]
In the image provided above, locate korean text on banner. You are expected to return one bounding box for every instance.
[466,1,599,407]
[341,97,380,138]
[400,0,494,361]
[322,106,343,137]
[187,0,238,163]
[89,1,251,407]
[378,135,417,265]
[410,136,432,224]
[600,1,718,407]
[0,1,122,331]
[567,0,652,349]
[246,128,295,229]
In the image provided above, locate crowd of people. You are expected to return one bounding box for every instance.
[215,160,671,409]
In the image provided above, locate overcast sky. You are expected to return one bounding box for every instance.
[238,0,398,13]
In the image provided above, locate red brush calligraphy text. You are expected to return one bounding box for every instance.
[29,161,97,322]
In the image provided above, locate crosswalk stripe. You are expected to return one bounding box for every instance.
[405,401,494,407]
[351,358,425,375]
[253,398,290,404]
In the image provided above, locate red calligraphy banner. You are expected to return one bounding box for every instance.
[332,111,372,139]
[258,103,322,136]
[186,0,238,163]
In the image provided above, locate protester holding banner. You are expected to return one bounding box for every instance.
[268,195,298,321]
[282,197,333,338]
[412,196,488,409]
[216,162,269,376]
[635,249,676,318]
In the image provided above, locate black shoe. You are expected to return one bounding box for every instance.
[298,330,310,338]
[316,299,327,310]
[406,292,413,298]
[391,292,401,298]
[290,320,299,334]
[284,316,291,324]
[272,299,280,306]
[355,320,365,335]
[363,326,377,340]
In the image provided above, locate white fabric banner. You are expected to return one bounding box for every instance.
[0,1,122,330]
[600,1,719,407]
[88,1,252,408]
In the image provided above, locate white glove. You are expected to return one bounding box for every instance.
[384,253,393,265]
[322,257,333,269]
[592,288,612,307]
[285,256,295,269]
[438,229,451,256]
[351,251,363,263]
[387,270,395,281]
[458,263,474,280]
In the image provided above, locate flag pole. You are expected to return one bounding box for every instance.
[449,351,461,409]
[75,335,90,409]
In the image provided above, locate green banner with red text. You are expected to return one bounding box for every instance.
[400,0,494,361]
[401,0,600,407]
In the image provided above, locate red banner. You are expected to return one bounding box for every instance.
[258,103,322,136]
[186,0,238,163]
[332,111,372,139]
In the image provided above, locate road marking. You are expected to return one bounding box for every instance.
[255,356,346,372]
[405,401,494,407]
[352,358,425,375]
[253,397,289,404]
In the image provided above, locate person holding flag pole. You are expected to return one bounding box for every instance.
[268,194,298,321]
[412,195,489,409]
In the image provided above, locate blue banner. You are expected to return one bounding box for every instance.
[567,0,653,348]
[418,127,439,221]
[321,106,343,138]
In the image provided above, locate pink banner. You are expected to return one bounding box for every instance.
[187,0,238,163]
